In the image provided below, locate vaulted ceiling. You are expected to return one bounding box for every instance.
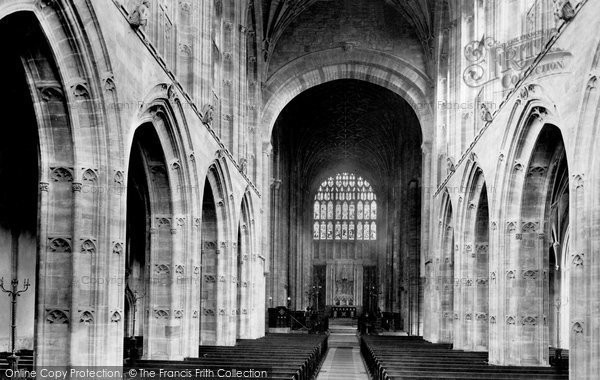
[260,0,436,63]
[272,79,422,190]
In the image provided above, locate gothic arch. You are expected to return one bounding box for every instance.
[124,90,198,360]
[0,3,117,366]
[201,155,237,346]
[236,190,257,339]
[567,40,600,379]
[455,162,490,352]
[495,101,570,366]
[261,49,433,143]
[439,190,455,344]
[425,190,455,344]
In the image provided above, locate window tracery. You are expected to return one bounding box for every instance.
[313,173,377,240]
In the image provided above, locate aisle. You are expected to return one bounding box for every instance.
[316,319,368,380]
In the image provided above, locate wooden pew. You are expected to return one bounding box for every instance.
[125,334,327,380]
[362,336,569,380]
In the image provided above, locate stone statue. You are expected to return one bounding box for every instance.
[201,103,214,125]
[239,158,248,175]
[447,157,455,173]
[553,0,575,21]
[128,0,150,29]
[480,103,493,122]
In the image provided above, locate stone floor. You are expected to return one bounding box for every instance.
[316,319,368,380]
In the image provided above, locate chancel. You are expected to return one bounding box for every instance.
[0,0,597,379]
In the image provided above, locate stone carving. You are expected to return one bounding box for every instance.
[39,86,64,102]
[465,313,472,321]
[36,0,58,9]
[174,310,184,319]
[153,310,169,319]
[476,313,487,321]
[72,183,82,192]
[203,241,217,250]
[522,222,537,232]
[72,83,90,98]
[155,264,170,275]
[104,76,116,92]
[447,157,455,173]
[157,217,171,228]
[111,311,122,323]
[513,161,523,171]
[175,265,184,275]
[219,309,225,316]
[81,239,96,255]
[128,0,151,28]
[506,316,516,325]
[51,167,73,182]
[171,161,181,171]
[572,254,584,267]
[476,244,488,255]
[82,169,98,182]
[201,104,214,124]
[204,275,216,283]
[192,310,199,319]
[203,308,215,316]
[48,237,72,253]
[574,174,584,189]
[527,166,547,177]
[522,270,538,280]
[531,106,548,121]
[79,311,94,325]
[480,103,493,122]
[490,316,496,324]
[46,310,69,324]
[572,321,583,334]
[194,266,200,275]
[114,171,125,185]
[112,242,124,255]
[240,158,248,175]
[506,222,517,232]
[506,270,515,280]
[179,44,192,56]
[40,182,50,192]
[219,276,226,282]
[554,0,575,21]
[521,316,537,325]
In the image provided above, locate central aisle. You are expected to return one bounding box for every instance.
[316,319,369,380]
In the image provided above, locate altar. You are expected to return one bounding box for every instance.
[330,306,357,318]
[324,262,364,308]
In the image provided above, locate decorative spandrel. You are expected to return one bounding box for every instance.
[313,173,377,241]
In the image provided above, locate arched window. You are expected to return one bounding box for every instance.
[313,173,377,240]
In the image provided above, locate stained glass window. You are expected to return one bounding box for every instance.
[313,173,377,241]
